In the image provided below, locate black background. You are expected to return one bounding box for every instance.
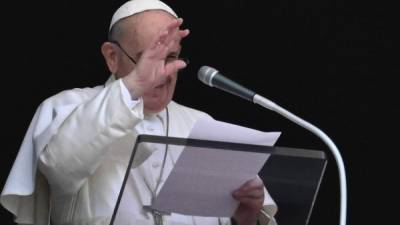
[1,1,398,225]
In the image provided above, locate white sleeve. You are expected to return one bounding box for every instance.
[38,80,144,195]
[119,78,141,108]
[259,187,278,225]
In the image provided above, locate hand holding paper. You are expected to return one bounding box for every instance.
[233,177,265,225]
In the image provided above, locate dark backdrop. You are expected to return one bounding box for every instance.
[1,1,398,225]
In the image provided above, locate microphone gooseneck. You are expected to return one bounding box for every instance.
[198,65,347,225]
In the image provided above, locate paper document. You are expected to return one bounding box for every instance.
[151,117,281,217]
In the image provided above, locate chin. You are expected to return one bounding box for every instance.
[143,85,175,114]
[143,100,170,114]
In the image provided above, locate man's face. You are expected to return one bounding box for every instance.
[115,11,182,114]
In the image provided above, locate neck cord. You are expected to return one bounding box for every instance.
[152,107,170,196]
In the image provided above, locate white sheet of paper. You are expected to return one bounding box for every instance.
[152,117,281,217]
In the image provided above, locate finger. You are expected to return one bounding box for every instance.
[234,184,263,196]
[150,62,175,88]
[233,188,264,199]
[178,29,190,41]
[235,197,264,208]
[154,18,184,46]
[161,18,182,44]
[152,36,177,62]
[143,19,186,60]
[164,19,187,44]
[149,20,184,54]
[237,177,264,192]
[166,18,183,33]
[154,29,187,63]
[151,60,183,88]
[180,29,190,38]
[163,59,187,75]
[146,30,169,53]
[143,32,171,62]
[166,28,189,45]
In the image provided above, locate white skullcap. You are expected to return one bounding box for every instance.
[109,0,178,31]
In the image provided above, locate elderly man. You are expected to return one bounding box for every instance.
[1,1,277,225]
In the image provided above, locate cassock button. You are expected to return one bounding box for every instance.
[152,162,160,168]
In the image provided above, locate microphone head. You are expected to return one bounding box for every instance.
[198,66,219,87]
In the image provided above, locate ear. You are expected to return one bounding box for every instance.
[101,42,119,74]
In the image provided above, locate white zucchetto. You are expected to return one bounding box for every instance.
[109,0,178,31]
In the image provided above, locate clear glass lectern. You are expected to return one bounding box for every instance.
[109,135,327,225]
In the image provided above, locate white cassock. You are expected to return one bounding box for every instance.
[1,76,277,225]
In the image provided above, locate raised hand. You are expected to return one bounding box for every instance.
[122,18,190,98]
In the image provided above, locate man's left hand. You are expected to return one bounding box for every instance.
[232,177,265,225]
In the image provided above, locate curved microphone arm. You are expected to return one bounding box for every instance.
[197,65,346,225]
[253,94,347,225]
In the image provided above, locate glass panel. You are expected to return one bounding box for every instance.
[110,135,326,225]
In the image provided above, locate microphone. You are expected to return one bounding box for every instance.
[198,66,277,110]
[198,66,255,102]
[198,65,347,225]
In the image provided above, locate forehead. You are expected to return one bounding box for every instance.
[122,10,176,49]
